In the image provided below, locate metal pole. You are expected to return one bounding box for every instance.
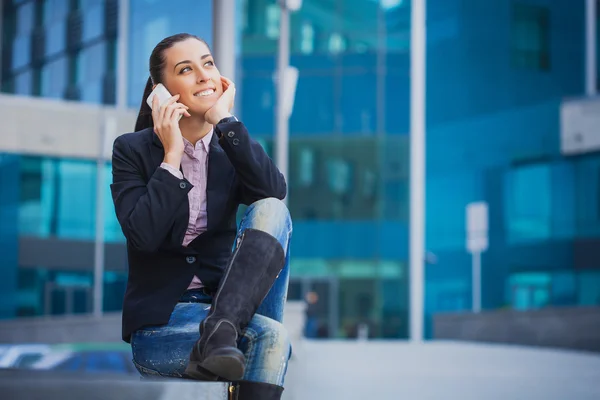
[409,0,426,342]
[93,117,115,317]
[586,0,597,96]
[0,0,4,84]
[116,0,129,108]
[276,0,290,201]
[93,127,106,318]
[472,251,481,313]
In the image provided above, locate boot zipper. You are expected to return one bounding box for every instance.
[201,230,246,333]
[228,383,238,400]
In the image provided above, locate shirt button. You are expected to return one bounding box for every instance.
[179,182,187,189]
[232,138,240,146]
[227,131,235,138]
[186,256,196,264]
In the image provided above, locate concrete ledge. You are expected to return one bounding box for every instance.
[433,306,600,352]
[0,369,230,400]
[0,312,123,343]
[0,93,136,160]
[0,301,306,348]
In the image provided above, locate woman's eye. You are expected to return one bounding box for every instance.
[204,61,214,67]
[180,66,191,73]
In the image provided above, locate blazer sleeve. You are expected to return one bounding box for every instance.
[216,121,287,205]
[110,135,192,252]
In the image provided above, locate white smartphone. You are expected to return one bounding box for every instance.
[146,83,172,109]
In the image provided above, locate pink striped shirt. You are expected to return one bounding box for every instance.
[160,129,213,290]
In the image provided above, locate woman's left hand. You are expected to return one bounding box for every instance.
[204,77,236,125]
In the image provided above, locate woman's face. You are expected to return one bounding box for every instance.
[161,38,223,117]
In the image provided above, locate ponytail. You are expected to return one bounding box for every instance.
[134,77,154,132]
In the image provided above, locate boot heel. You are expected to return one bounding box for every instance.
[200,348,246,381]
[184,361,220,381]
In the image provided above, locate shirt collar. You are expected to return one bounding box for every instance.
[200,129,214,151]
[182,128,214,152]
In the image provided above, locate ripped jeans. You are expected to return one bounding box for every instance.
[130,198,293,386]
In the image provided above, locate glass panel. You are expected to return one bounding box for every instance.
[41,57,67,98]
[16,1,34,34]
[505,164,552,243]
[509,272,551,310]
[19,158,54,237]
[45,20,67,57]
[77,41,106,103]
[81,0,105,43]
[12,35,31,70]
[14,70,33,95]
[56,160,96,239]
[17,268,129,317]
[43,0,69,25]
[575,155,600,237]
[577,271,600,306]
[511,3,550,70]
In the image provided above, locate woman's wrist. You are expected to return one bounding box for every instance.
[163,152,182,170]
[210,111,232,125]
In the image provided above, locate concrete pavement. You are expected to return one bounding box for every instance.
[283,340,600,399]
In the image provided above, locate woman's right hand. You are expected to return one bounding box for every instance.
[152,94,191,167]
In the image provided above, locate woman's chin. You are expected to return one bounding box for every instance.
[184,108,209,119]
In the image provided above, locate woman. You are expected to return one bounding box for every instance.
[110,33,292,400]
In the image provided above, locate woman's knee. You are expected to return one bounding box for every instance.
[242,317,291,385]
[244,198,292,241]
[247,317,291,357]
[249,198,291,225]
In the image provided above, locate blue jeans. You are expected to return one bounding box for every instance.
[130,198,293,385]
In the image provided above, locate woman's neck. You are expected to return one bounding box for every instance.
[179,117,213,146]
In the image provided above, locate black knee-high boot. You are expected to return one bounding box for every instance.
[184,228,285,381]
[229,380,284,400]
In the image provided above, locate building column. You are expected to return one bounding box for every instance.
[409,0,426,342]
[587,0,597,96]
[212,0,237,85]
[116,0,129,108]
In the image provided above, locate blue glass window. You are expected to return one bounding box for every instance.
[41,57,67,99]
[81,0,105,43]
[77,41,106,103]
[505,164,552,243]
[14,70,32,95]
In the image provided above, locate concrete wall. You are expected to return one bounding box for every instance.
[0,369,230,400]
[433,307,600,353]
[0,94,136,160]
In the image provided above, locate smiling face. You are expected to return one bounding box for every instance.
[160,38,223,116]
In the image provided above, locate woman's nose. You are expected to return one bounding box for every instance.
[197,69,211,82]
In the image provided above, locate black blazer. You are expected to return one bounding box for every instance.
[110,121,286,342]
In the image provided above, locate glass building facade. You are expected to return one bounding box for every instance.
[0,0,597,339]
[2,0,118,103]
[239,0,411,338]
[424,0,599,336]
[0,0,215,319]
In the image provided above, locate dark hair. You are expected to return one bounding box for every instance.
[135,33,210,132]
